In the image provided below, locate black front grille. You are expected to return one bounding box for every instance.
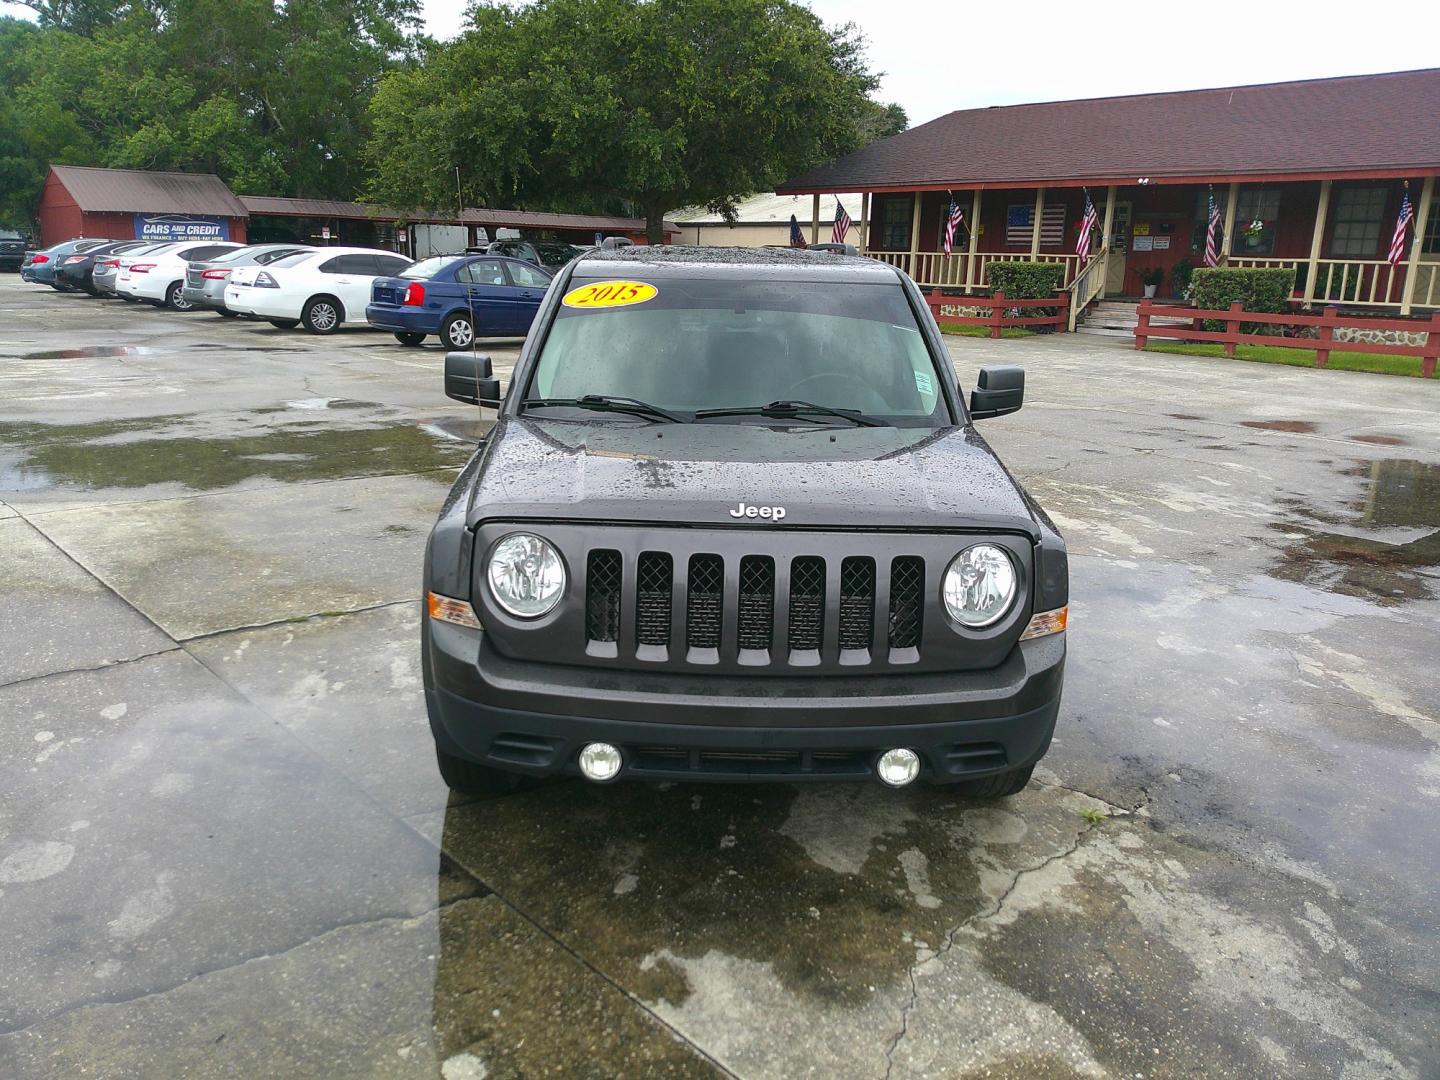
[839,557,875,651]
[636,552,672,646]
[737,556,775,651]
[686,554,723,649]
[888,556,925,650]
[585,550,622,642]
[630,745,871,778]
[788,556,825,651]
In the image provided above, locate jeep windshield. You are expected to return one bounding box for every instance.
[524,276,950,428]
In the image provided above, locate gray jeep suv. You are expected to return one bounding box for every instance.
[423,246,1067,797]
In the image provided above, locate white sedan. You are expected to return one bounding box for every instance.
[224,247,413,333]
[114,240,244,309]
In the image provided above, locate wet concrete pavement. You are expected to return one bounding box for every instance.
[1,278,1436,1077]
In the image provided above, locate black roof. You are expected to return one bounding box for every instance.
[573,244,895,282]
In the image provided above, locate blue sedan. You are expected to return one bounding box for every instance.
[366,254,554,347]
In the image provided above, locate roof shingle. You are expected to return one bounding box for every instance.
[779,69,1440,192]
[52,165,250,216]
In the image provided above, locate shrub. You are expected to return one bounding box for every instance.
[1189,267,1296,333]
[987,261,1065,299]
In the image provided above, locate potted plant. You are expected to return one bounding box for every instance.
[1171,258,1194,300]
[1141,267,1164,299]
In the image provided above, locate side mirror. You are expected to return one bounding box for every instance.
[969,365,1024,420]
[445,351,501,406]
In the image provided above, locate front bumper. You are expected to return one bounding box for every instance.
[424,618,1064,784]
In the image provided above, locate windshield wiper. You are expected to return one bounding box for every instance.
[694,400,884,427]
[519,395,685,423]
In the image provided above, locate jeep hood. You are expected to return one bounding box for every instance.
[466,418,1042,536]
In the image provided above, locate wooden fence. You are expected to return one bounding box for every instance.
[922,290,1070,338]
[1135,300,1440,377]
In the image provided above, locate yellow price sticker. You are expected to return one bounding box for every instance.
[562,280,658,309]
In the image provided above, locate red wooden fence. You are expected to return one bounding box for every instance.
[923,290,1070,338]
[1135,300,1440,377]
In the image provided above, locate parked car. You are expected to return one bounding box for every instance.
[223,247,413,333]
[422,246,1067,797]
[0,228,29,272]
[182,243,313,316]
[366,254,553,347]
[21,239,108,288]
[114,241,244,309]
[535,242,583,269]
[93,242,170,297]
[485,239,543,266]
[55,240,149,294]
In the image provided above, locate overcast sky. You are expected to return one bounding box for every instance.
[413,0,1433,126]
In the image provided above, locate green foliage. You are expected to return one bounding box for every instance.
[1189,267,1296,333]
[1141,266,1164,287]
[366,0,900,240]
[0,0,422,225]
[1171,258,1195,296]
[1144,342,1432,379]
[985,261,1065,299]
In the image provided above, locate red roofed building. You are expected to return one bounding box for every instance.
[779,69,1440,322]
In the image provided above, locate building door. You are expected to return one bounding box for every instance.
[1104,201,1132,296]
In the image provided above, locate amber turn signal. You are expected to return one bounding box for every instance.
[1019,606,1067,640]
[427,591,481,630]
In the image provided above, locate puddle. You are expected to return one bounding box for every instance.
[20,346,158,360]
[0,419,479,493]
[1272,458,1440,603]
[1349,434,1409,446]
[1241,420,1318,434]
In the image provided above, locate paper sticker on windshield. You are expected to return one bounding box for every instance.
[562,280,657,309]
[914,371,934,396]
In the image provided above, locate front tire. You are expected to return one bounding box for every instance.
[165,281,193,310]
[269,318,299,329]
[950,765,1034,799]
[302,296,342,334]
[436,747,524,795]
[441,311,475,350]
[394,331,426,346]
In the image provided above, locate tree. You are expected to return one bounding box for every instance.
[368,0,899,242]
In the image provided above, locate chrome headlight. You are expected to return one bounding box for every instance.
[942,544,1017,628]
[487,533,565,617]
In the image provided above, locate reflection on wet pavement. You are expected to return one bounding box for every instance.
[1274,458,1440,602]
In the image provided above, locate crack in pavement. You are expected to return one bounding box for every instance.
[880,786,1155,1080]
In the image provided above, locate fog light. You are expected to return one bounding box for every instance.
[876,748,921,787]
[578,742,623,782]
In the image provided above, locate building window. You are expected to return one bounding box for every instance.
[1192,189,1281,256]
[1330,187,1387,257]
[876,196,912,250]
[1424,202,1440,255]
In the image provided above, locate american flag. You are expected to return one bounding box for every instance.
[943,197,964,254]
[1388,185,1413,267]
[1075,189,1099,262]
[831,199,852,244]
[1204,192,1222,267]
[789,214,807,249]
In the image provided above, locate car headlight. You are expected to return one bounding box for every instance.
[487,533,565,617]
[942,544,1017,628]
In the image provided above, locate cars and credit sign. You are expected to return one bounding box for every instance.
[134,215,230,242]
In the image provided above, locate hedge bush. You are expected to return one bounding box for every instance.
[1190,267,1295,333]
[986,261,1066,299]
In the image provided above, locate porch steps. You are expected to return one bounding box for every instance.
[1075,300,1191,339]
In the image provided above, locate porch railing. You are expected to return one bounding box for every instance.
[1066,247,1109,332]
[862,250,1082,291]
[1227,255,1440,310]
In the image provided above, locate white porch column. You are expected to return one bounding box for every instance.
[1220,182,1240,261]
[811,193,820,246]
[1100,185,1117,291]
[1303,179,1333,306]
[1401,175,1435,315]
[1029,187,1046,257]
[859,192,870,251]
[965,189,983,293]
[908,192,923,279]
